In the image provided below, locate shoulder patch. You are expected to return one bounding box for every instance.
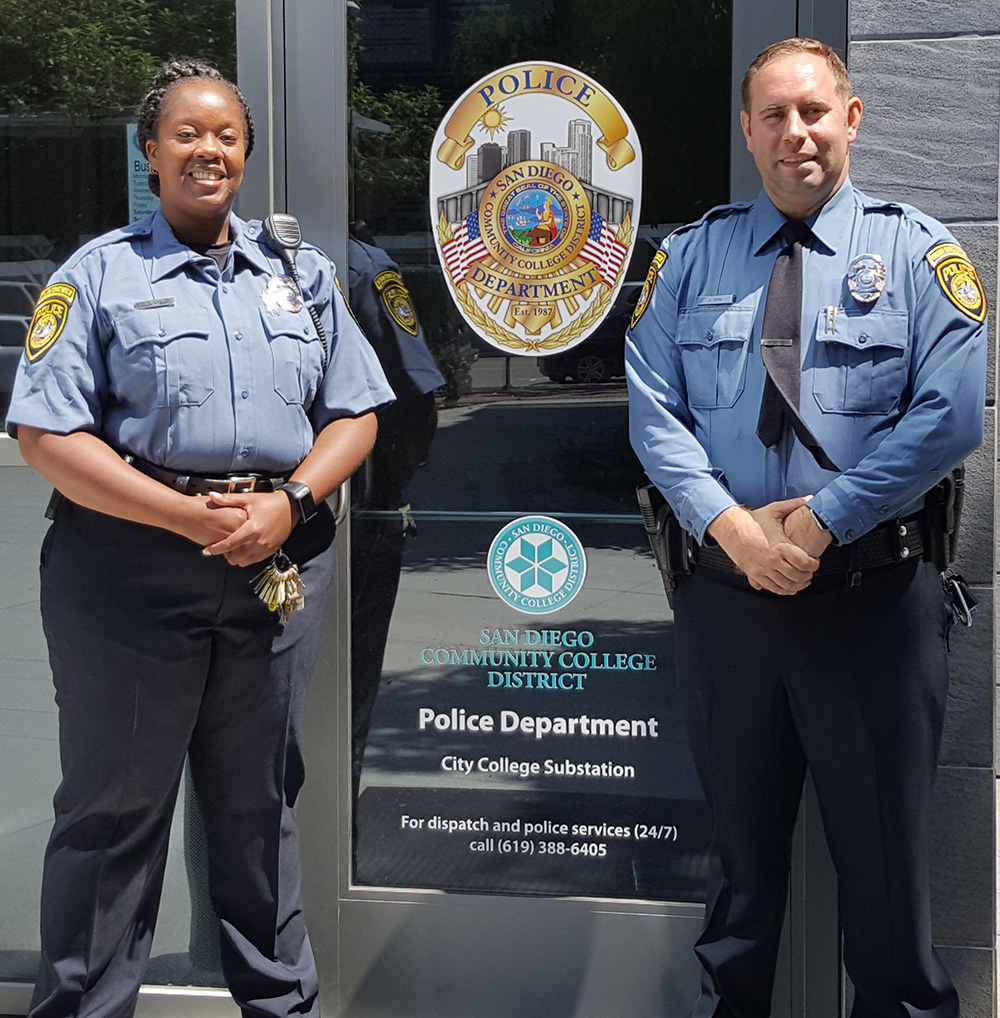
[925,243,986,322]
[25,283,77,362]
[374,268,419,337]
[630,249,667,329]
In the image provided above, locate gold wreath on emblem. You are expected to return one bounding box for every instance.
[437,211,631,353]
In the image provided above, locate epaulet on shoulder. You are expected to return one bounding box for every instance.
[861,200,905,216]
[670,202,752,239]
[62,217,155,269]
[862,199,944,242]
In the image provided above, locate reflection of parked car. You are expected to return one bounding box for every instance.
[0,280,39,316]
[537,282,642,383]
[1,314,29,419]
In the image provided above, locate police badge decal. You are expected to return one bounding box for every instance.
[430,62,642,356]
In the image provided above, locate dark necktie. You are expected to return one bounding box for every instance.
[755,221,839,472]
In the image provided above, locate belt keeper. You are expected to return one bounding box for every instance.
[847,543,862,587]
[893,520,912,561]
[176,474,192,492]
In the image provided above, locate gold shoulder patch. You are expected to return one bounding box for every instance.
[926,243,986,322]
[26,282,77,362]
[630,249,667,330]
[374,268,419,336]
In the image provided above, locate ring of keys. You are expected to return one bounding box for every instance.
[253,550,306,623]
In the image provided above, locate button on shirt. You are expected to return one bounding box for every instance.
[9,211,395,475]
[626,180,987,546]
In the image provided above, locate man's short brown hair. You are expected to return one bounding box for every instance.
[742,38,853,110]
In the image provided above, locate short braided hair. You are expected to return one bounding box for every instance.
[135,58,255,196]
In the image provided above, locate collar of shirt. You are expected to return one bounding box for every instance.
[749,177,857,257]
[145,211,274,282]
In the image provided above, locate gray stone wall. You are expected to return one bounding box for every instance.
[848,15,999,1018]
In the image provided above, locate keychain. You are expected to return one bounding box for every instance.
[253,551,306,623]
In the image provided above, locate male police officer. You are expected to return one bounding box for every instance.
[626,38,987,1018]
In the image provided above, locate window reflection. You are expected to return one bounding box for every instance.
[348,0,731,901]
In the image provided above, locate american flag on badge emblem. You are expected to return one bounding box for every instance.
[581,213,628,286]
[442,211,490,284]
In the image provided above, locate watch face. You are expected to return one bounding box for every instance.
[281,482,316,524]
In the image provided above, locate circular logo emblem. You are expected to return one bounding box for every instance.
[478,162,588,274]
[487,515,587,615]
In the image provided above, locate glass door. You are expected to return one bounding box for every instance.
[346,0,732,905]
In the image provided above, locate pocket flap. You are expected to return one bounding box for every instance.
[677,305,754,347]
[259,307,317,342]
[814,308,908,351]
[113,307,210,350]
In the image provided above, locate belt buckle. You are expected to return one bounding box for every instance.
[225,475,259,493]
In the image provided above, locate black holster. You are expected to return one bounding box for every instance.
[923,466,965,571]
[924,466,976,626]
[636,479,693,608]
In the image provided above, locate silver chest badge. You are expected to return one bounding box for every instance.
[262,274,304,313]
[846,254,886,304]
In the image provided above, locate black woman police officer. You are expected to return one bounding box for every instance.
[7,59,393,1017]
[626,39,986,1018]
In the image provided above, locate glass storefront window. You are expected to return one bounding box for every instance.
[348,0,732,902]
[0,2,237,987]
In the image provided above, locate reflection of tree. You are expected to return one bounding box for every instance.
[451,3,551,78]
[353,0,731,231]
[0,2,237,258]
[0,1,236,115]
[351,81,444,231]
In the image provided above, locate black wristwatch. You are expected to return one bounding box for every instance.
[277,481,317,526]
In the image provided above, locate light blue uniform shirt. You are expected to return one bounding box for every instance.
[9,211,395,475]
[626,180,987,546]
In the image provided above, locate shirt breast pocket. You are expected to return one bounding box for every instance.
[260,308,323,406]
[112,307,214,408]
[676,304,754,408]
[811,309,909,415]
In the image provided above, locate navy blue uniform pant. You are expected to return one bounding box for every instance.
[30,500,336,1018]
[673,559,958,1018]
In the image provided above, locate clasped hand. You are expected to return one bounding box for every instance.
[707,498,832,596]
[196,491,296,567]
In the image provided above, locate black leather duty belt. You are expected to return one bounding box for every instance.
[693,512,927,587]
[123,454,287,495]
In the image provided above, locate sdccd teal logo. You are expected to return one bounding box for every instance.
[488,516,586,615]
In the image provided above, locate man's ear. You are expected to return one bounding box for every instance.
[740,109,753,152]
[846,96,863,142]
